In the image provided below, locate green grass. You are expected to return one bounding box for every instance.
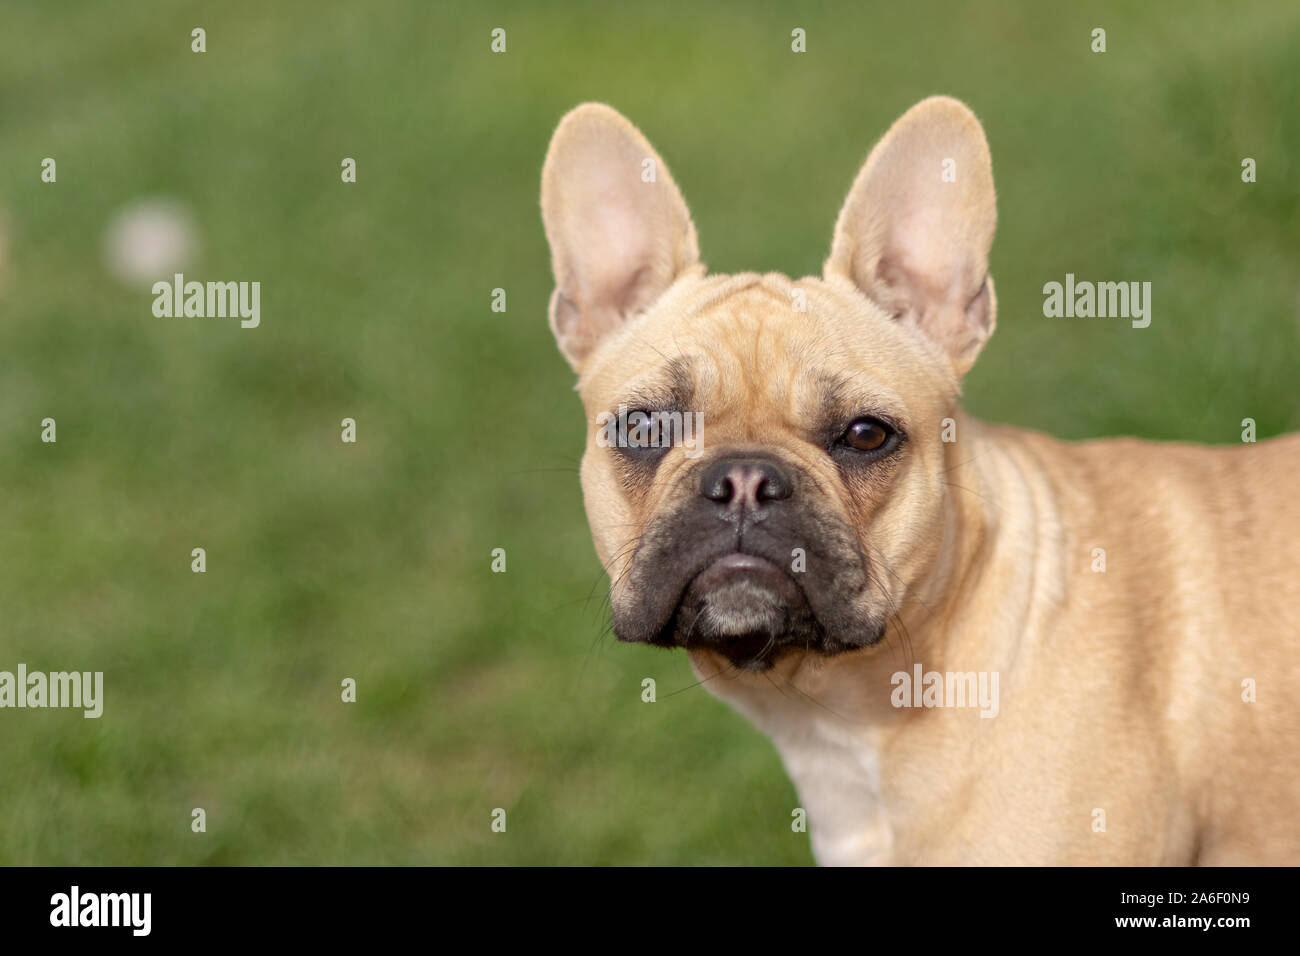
[0,0,1296,864]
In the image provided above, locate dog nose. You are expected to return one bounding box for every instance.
[700,458,793,509]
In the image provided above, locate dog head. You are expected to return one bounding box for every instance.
[541,97,997,671]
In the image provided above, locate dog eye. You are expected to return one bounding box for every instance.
[625,411,662,448]
[839,417,892,453]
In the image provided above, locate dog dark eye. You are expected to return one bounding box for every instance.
[839,417,892,453]
[625,411,661,448]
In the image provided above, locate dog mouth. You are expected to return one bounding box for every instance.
[662,552,819,669]
[613,499,886,666]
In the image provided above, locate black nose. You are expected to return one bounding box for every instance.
[700,458,793,509]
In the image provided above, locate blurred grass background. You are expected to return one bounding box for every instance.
[0,0,1296,864]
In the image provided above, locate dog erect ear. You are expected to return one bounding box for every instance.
[825,96,997,378]
[541,103,700,371]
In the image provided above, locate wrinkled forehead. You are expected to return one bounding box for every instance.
[579,274,951,424]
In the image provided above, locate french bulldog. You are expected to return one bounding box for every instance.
[539,97,1300,865]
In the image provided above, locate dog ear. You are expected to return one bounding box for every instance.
[541,103,701,372]
[824,96,997,378]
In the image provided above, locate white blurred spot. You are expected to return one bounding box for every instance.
[103,198,199,286]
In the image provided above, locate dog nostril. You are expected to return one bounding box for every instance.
[756,472,791,502]
[700,459,793,507]
[703,472,735,503]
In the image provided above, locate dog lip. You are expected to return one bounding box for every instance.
[662,550,815,668]
[696,551,780,580]
[684,551,807,609]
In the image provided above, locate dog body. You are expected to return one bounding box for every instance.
[540,99,1300,864]
[692,391,1300,866]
